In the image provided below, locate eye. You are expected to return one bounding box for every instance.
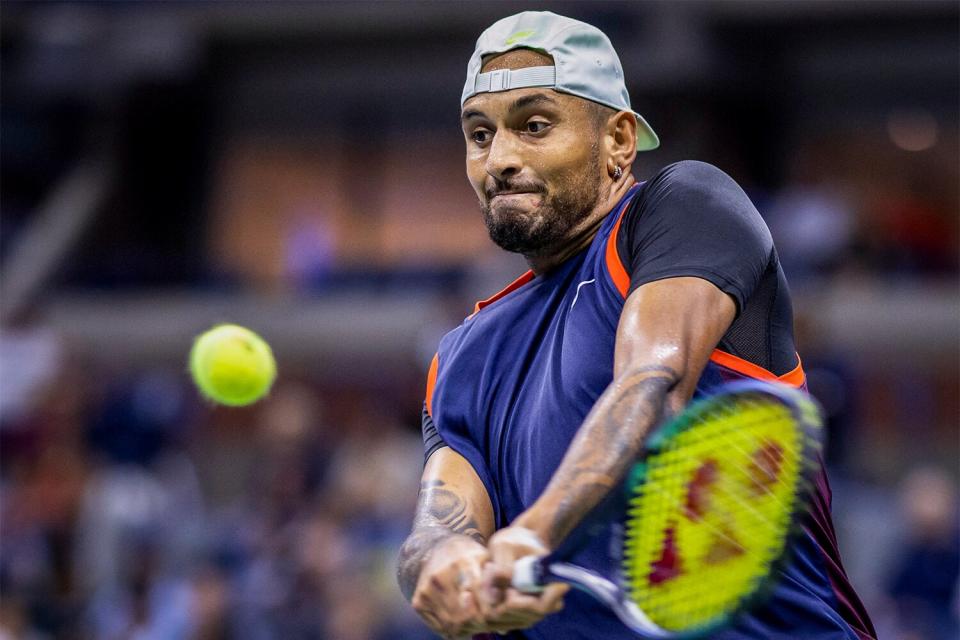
[525,120,550,134]
[471,128,492,145]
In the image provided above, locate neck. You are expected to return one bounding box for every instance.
[527,174,637,275]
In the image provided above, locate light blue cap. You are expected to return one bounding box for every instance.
[462,11,659,151]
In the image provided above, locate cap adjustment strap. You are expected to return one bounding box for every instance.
[473,65,556,94]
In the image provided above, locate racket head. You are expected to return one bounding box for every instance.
[620,380,824,638]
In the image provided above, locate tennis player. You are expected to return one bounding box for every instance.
[398,11,875,640]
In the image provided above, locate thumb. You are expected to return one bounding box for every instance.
[480,561,509,607]
[541,583,570,612]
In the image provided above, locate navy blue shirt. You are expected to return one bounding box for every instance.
[422,161,875,639]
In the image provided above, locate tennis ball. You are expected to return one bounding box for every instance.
[189,324,276,407]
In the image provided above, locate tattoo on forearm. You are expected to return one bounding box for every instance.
[397,479,486,600]
[544,366,679,545]
[414,481,484,540]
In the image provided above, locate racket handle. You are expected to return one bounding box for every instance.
[512,556,546,593]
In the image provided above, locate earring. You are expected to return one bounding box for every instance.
[613,166,623,180]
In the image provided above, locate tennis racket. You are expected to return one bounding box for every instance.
[512,380,824,638]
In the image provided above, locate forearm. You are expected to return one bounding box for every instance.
[515,365,679,548]
[397,478,487,601]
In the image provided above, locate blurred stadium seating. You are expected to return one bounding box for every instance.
[1,2,957,639]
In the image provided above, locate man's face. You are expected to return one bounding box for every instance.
[461,52,605,257]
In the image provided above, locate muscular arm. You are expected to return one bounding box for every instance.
[513,276,736,548]
[397,446,495,600]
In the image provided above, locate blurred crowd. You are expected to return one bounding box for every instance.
[756,136,957,285]
[0,348,433,640]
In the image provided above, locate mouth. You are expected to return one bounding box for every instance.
[489,191,542,201]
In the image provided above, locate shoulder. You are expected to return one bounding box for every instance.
[656,159,730,181]
[639,160,748,205]
[617,160,775,303]
[629,160,769,240]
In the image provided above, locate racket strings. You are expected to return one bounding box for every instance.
[642,404,798,541]
[629,402,798,543]
[702,420,799,517]
[627,415,800,619]
[621,396,816,632]
[626,463,790,618]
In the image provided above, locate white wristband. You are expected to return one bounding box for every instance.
[497,526,548,553]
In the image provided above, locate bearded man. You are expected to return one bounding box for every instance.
[397,11,875,640]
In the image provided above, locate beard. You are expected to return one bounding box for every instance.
[480,153,602,257]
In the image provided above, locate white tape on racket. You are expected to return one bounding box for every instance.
[512,555,544,593]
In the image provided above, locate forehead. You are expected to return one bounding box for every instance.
[462,85,590,122]
[463,48,593,121]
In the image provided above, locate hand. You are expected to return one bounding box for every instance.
[411,535,490,639]
[476,525,570,633]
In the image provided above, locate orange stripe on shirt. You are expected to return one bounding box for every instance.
[424,353,439,416]
[470,270,536,317]
[709,348,806,388]
[605,206,631,298]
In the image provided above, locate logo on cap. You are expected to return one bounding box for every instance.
[505,29,535,45]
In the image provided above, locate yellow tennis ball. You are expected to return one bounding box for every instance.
[189,324,276,407]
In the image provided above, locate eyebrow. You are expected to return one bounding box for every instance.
[460,92,560,122]
[511,93,558,111]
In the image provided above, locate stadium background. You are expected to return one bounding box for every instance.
[1,1,957,638]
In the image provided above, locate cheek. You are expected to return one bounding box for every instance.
[465,151,487,197]
[537,132,599,185]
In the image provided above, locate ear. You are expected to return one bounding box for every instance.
[604,111,638,178]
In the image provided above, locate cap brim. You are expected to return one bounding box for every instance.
[635,113,660,151]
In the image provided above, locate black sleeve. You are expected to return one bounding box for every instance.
[617,160,774,312]
[421,402,447,463]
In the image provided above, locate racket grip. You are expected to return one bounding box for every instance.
[512,556,546,593]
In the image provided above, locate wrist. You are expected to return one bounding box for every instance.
[510,513,554,551]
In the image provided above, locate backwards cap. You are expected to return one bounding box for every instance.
[462,11,659,151]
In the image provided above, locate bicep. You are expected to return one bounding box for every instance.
[615,276,736,404]
[414,446,496,543]
[621,161,773,313]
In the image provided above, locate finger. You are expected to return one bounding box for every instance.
[415,607,444,635]
[429,574,450,595]
[452,618,488,638]
[539,583,570,613]
[457,589,480,620]
[489,561,514,585]
[422,585,472,635]
[489,543,513,567]
[412,591,436,618]
[490,544,532,574]
[505,588,547,610]
[437,571,474,619]
[488,623,523,635]
[485,592,548,628]
[502,583,567,615]
[486,610,541,632]
[473,565,497,618]
[413,597,447,636]
[444,587,490,638]
[490,586,567,622]
[480,562,510,609]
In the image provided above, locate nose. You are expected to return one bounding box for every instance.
[485,130,522,182]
